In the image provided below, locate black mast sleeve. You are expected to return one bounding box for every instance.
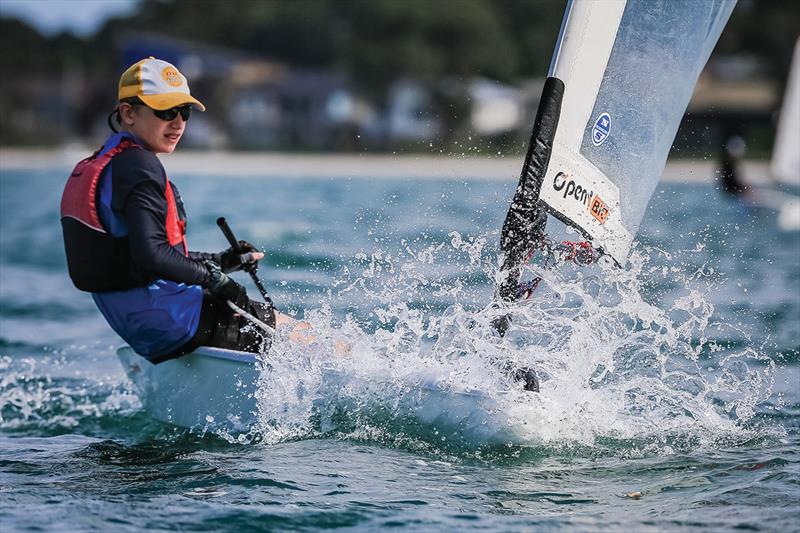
[497,77,564,302]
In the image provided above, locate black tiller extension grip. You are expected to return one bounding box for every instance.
[216,217,272,304]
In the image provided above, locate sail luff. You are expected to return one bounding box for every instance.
[549,0,626,149]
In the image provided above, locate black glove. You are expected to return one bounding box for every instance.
[217,240,262,274]
[204,260,248,308]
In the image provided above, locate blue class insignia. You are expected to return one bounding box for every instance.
[592,112,611,146]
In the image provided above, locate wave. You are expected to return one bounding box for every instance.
[0,355,142,437]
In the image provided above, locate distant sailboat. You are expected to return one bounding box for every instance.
[772,38,800,189]
[770,38,800,230]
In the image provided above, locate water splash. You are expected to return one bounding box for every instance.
[3,231,775,453]
[0,354,141,435]
[253,231,778,453]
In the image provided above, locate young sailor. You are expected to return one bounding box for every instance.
[61,57,291,363]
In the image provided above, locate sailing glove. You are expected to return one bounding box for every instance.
[204,260,249,308]
[217,240,261,273]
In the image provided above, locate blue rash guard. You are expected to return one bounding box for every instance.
[91,133,204,358]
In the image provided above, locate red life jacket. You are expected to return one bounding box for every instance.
[61,137,188,292]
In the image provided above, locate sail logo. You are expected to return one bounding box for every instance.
[589,195,609,223]
[553,172,609,224]
[591,112,611,146]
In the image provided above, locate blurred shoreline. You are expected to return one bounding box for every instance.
[0,146,770,183]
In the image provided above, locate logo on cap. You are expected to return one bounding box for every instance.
[161,67,182,87]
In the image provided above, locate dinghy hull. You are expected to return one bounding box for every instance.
[117,346,259,431]
[118,346,538,446]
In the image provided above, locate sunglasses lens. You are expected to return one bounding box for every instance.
[153,109,176,120]
[153,106,191,121]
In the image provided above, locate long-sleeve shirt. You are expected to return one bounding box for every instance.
[91,132,206,358]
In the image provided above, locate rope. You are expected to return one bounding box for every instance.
[226,300,276,335]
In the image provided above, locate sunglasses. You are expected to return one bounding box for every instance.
[128,101,192,122]
[151,105,192,122]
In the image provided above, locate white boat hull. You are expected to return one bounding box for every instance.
[117,346,260,431]
[118,346,539,446]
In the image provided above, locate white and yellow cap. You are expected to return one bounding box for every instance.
[118,57,206,111]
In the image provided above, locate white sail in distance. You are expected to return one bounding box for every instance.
[771,38,800,187]
[529,0,737,263]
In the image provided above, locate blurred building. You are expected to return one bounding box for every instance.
[0,65,88,145]
[227,65,358,150]
[468,78,523,137]
[118,34,375,151]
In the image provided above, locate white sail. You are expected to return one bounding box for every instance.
[536,0,737,262]
[771,38,800,187]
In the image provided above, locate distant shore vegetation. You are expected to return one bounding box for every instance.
[1,0,796,156]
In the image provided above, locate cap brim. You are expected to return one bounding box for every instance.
[139,93,206,112]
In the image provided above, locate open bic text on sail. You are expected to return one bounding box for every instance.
[552,171,610,224]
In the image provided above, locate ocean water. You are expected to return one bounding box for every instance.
[1,164,798,531]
